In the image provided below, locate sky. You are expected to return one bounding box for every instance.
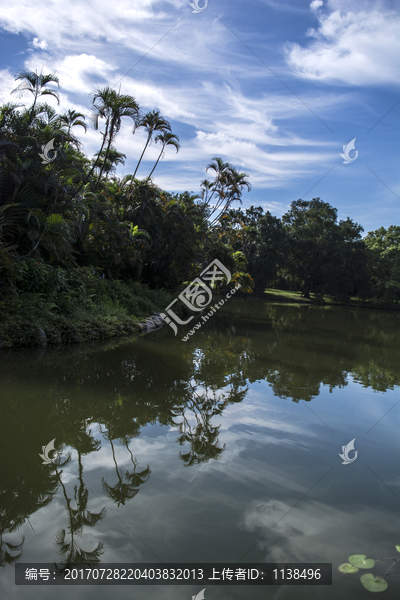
[0,0,399,232]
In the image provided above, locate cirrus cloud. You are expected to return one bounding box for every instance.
[286,1,400,85]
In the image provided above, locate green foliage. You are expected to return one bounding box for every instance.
[360,574,388,592]
[281,198,370,301]
[339,546,400,593]
[1,69,399,349]
[12,258,68,298]
[364,225,400,304]
[0,263,176,348]
[338,563,359,573]
[348,554,375,569]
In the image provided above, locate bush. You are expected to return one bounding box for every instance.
[0,262,179,348]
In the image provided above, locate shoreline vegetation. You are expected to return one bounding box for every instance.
[1,71,399,349]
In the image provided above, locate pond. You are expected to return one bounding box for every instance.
[1,299,399,599]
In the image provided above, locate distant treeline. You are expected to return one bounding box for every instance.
[0,70,399,315]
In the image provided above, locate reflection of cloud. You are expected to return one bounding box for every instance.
[59,467,75,484]
[241,495,399,564]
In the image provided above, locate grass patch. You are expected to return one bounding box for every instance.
[263,288,400,310]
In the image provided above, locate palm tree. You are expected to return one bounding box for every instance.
[148,131,180,178]
[91,87,140,186]
[11,70,60,123]
[64,88,140,206]
[200,157,231,215]
[132,110,171,178]
[200,157,251,228]
[209,165,251,227]
[92,146,126,179]
[59,109,87,138]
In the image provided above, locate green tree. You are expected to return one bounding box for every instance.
[200,157,251,227]
[59,109,87,146]
[364,225,400,303]
[243,208,288,292]
[282,198,369,300]
[148,131,180,178]
[11,70,60,124]
[133,110,171,178]
[91,87,140,187]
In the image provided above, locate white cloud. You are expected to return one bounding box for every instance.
[2,47,338,189]
[0,0,224,75]
[0,69,18,104]
[310,0,323,10]
[0,0,173,46]
[286,2,400,85]
[23,53,117,93]
[32,37,48,50]
[0,0,357,196]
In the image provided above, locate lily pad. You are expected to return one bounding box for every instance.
[349,554,375,569]
[396,545,400,553]
[360,574,388,592]
[338,563,359,574]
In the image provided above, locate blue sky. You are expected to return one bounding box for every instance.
[0,0,399,231]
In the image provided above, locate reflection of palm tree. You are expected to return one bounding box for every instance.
[176,385,227,467]
[0,532,24,567]
[0,460,59,568]
[101,434,150,507]
[53,454,106,573]
[0,495,27,564]
[70,450,106,534]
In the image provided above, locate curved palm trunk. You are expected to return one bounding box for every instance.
[133,134,151,178]
[108,438,124,489]
[148,146,164,178]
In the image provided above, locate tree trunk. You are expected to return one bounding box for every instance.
[148,147,163,178]
[133,135,151,178]
[63,119,110,207]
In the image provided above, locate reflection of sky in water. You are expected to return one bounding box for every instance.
[0,302,399,599]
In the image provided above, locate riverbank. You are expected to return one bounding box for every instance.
[2,277,398,350]
[0,268,178,349]
[261,288,400,310]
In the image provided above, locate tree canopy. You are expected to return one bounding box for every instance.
[0,69,399,336]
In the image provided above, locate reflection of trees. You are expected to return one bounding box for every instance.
[0,302,399,566]
[212,302,400,400]
[0,417,59,568]
[53,453,106,573]
[0,478,57,566]
[175,385,227,466]
[100,429,151,507]
[0,530,24,567]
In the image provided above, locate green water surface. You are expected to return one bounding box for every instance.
[0,300,399,599]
